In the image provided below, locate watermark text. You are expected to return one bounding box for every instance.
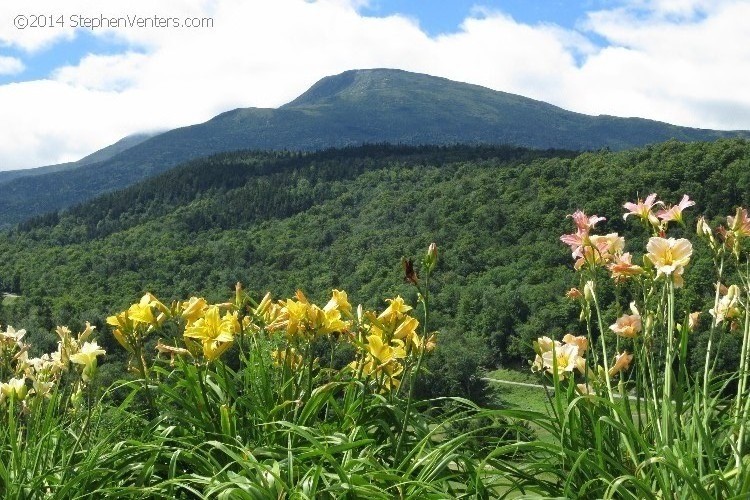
[13,14,214,30]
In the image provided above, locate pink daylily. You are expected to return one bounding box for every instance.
[656,194,695,224]
[572,233,623,270]
[570,210,606,232]
[610,312,642,338]
[623,193,661,225]
[560,210,608,266]
[608,351,634,377]
[560,230,587,259]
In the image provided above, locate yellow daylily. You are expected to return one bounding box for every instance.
[201,339,234,362]
[184,306,236,344]
[70,341,106,381]
[182,297,208,324]
[70,341,106,368]
[393,316,420,348]
[367,334,406,364]
[128,302,155,325]
[378,296,412,323]
[0,377,28,401]
[324,289,352,318]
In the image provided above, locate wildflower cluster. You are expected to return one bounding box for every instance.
[0,322,105,406]
[543,193,699,397]
[110,288,432,394]
[265,288,352,371]
[532,332,631,396]
[697,207,750,330]
[350,296,435,391]
[560,193,694,287]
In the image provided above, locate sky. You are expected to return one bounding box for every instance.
[0,0,749,170]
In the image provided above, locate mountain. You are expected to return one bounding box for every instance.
[0,133,155,186]
[0,68,747,228]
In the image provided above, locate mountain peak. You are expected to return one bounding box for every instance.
[284,68,445,107]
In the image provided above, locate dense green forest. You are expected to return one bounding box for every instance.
[2,139,750,399]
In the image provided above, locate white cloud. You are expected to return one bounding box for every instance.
[0,0,749,170]
[0,56,24,75]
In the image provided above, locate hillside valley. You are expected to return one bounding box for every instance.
[2,139,749,397]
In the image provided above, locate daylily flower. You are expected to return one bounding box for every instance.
[531,337,556,372]
[128,300,155,325]
[0,325,26,345]
[608,252,643,282]
[608,351,633,377]
[182,297,208,324]
[367,334,406,364]
[378,296,412,323]
[623,193,661,226]
[728,208,750,237]
[688,311,701,331]
[560,210,606,263]
[570,210,606,232]
[70,341,106,381]
[533,336,558,356]
[655,194,695,224]
[393,316,420,348]
[541,343,579,379]
[646,237,692,286]
[571,233,624,270]
[0,377,28,402]
[184,306,237,361]
[560,230,588,259]
[710,284,741,324]
[610,313,642,338]
[566,288,583,299]
[562,333,588,354]
[422,333,437,353]
[324,289,352,318]
[70,341,106,366]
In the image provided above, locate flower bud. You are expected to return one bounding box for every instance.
[583,281,595,302]
[235,282,243,309]
[425,243,438,272]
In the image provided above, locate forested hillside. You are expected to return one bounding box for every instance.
[2,140,749,397]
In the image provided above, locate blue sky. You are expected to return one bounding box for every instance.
[0,32,132,85]
[360,0,606,35]
[0,0,748,170]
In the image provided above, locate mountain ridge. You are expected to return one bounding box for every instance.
[0,68,747,228]
[0,133,155,186]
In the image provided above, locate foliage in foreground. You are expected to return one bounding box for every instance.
[510,194,750,498]
[5,193,750,497]
[0,246,530,498]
